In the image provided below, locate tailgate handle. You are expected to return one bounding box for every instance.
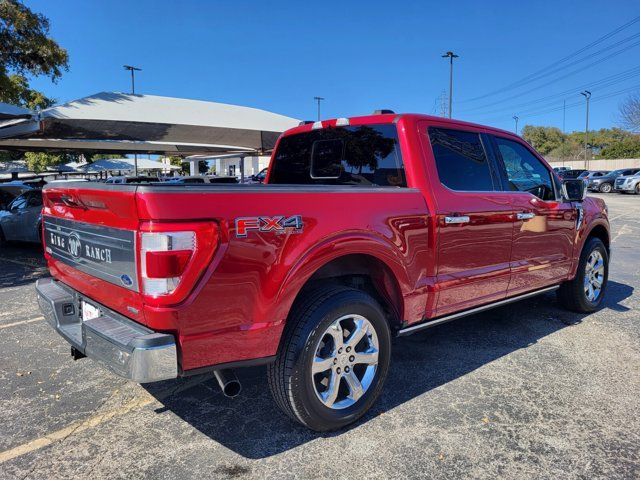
[60,195,87,209]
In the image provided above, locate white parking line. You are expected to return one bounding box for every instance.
[0,316,44,330]
[0,375,212,464]
[0,395,155,464]
[611,224,633,243]
[609,212,634,221]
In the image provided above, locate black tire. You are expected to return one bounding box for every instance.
[599,183,612,193]
[0,226,6,247]
[267,286,391,431]
[557,237,608,313]
[635,183,640,195]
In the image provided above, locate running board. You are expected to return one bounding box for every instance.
[397,285,560,336]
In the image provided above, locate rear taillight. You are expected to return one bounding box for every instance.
[141,231,194,295]
[139,222,218,305]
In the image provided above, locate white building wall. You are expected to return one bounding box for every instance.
[546,158,640,170]
[216,155,271,178]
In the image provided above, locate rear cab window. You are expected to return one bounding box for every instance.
[269,124,406,187]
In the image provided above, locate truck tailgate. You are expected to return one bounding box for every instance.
[43,216,138,291]
[42,184,146,323]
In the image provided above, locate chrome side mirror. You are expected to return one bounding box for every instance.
[562,179,587,202]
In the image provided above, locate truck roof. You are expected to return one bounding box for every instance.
[282,113,519,139]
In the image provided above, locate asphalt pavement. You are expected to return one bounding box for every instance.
[0,193,638,479]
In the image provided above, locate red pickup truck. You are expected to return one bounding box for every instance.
[36,113,610,431]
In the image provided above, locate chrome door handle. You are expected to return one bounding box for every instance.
[516,212,535,220]
[444,215,470,224]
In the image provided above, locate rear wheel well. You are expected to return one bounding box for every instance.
[292,254,404,329]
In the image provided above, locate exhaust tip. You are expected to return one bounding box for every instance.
[222,380,242,398]
[214,369,242,398]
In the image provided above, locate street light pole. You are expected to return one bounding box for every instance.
[313,96,325,121]
[513,115,519,135]
[441,51,459,119]
[123,65,141,94]
[580,90,591,169]
[124,65,142,175]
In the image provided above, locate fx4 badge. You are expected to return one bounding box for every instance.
[235,215,304,237]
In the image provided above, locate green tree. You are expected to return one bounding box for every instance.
[600,135,640,159]
[549,138,583,161]
[166,156,184,168]
[84,153,122,162]
[23,151,76,172]
[521,126,565,155]
[0,0,69,109]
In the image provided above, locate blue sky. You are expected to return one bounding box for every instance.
[25,0,640,134]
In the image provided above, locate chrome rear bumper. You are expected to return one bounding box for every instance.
[36,278,177,383]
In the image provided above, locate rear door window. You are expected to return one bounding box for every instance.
[427,127,496,191]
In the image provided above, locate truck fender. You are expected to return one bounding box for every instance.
[569,216,610,279]
[272,231,415,328]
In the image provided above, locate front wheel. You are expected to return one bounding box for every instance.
[268,287,391,431]
[635,183,640,195]
[557,237,608,313]
[599,183,613,193]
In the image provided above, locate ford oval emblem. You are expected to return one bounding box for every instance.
[120,274,133,287]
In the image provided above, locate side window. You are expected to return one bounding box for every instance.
[27,192,43,207]
[494,136,555,201]
[10,195,27,210]
[428,127,495,191]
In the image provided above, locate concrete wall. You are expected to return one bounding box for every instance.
[546,158,640,170]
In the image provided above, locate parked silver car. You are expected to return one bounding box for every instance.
[577,170,610,184]
[0,189,43,244]
[0,182,33,210]
[614,172,640,194]
[588,168,640,193]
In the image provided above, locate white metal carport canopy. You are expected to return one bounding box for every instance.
[79,157,181,173]
[0,92,300,155]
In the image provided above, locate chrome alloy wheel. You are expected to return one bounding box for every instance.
[584,250,605,302]
[311,314,379,410]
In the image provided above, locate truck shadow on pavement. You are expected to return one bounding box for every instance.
[0,243,49,289]
[145,281,633,460]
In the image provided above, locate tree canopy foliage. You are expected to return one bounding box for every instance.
[0,0,69,109]
[0,1,70,168]
[23,151,73,172]
[522,125,640,160]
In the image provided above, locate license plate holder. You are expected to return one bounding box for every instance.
[81,300,101,321]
